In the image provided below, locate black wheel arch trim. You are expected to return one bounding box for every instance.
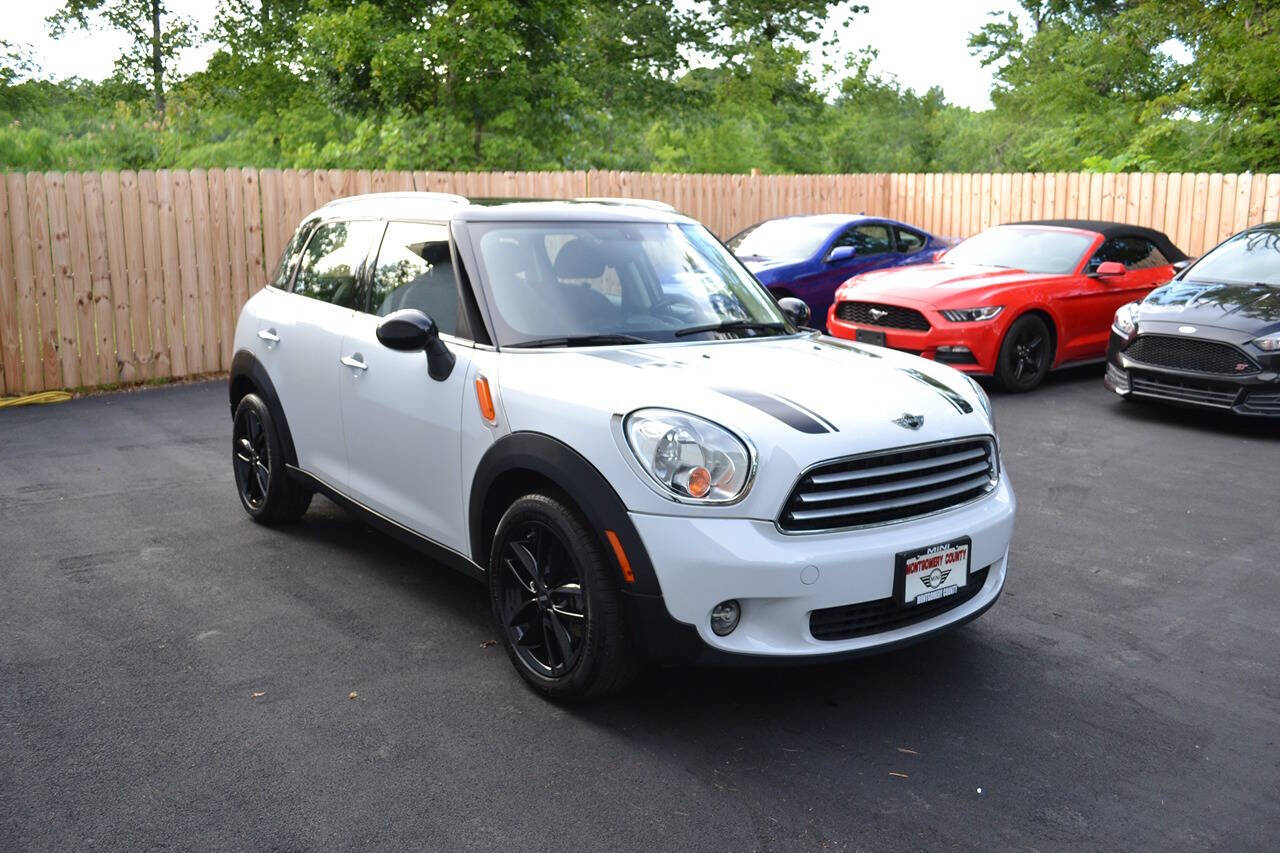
[229,349,298,468]
[469,431,664,596]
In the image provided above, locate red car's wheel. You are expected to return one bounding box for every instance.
[995,314,1052,392]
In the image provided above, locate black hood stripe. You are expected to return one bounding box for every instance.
[774,393,840,433]
[715,387,832,434]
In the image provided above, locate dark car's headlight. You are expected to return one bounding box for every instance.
[1112,302,1139,337]
[624,409,753,503]
[1252,332,1280,352]
[941,306,1003,323]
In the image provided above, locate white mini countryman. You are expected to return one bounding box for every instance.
[230,193,1016,699]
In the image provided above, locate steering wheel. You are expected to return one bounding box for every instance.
[651,292,702,318]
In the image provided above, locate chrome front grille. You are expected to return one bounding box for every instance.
[778,438,999,533]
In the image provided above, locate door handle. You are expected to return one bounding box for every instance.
[258,329,280,343]
[341,355,368,371]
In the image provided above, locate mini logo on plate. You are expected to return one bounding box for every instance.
[893,412,925,430]
[1178,325,1197,334]
[869,307,888,321]
[920,566,953,589]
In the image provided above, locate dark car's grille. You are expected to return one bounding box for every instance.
[1123,335,1260,375]
[1239,389,1280,416]
[779,438,998,533]
[1129,371,1242,408]
[810,565,991,641]
[834,301,931,331]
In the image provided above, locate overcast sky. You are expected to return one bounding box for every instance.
[10,0,1028,111]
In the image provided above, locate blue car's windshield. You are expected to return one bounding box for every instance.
[943,227,1094,274]
[1182,228,1280,286]
[471,221,791,347]
[728,219,833,261]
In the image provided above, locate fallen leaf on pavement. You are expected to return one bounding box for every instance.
[349,691,358,700]
[252,691,265,698]
[480,640,496,648]
[889,772,909,779]
[897,747,919,755]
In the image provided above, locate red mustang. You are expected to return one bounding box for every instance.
[827,220,1188,391]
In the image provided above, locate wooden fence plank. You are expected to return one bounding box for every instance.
[156,171,187,378]
[0,175,19,392]
[1215,174,1237,244]
[190,169,221,373]
[26,174,59,390]
[171,169,205,375]
[1175,173,1196,255]
[6,175,42,391]
[137,171,170,379]
[46,173,83,388]
[259,168,286,274]
[224,168,250,315]
[1202,174,1223,256]
[242,169,266,292]
[112,171,147,382]
[1189,172,1210,256]
[1264,174,1280,223]
[207,169,235,369]
[82,172,117,384]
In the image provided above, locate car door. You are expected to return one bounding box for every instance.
[800,222,898,324]
[1061,236,1175,359]
[256,217,383,488]
[338,220,476,552]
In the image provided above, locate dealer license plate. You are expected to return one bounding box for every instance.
[896,538,971,606]
[855,329,887,347]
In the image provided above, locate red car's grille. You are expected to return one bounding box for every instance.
[834,301,931,331]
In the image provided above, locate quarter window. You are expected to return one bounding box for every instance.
[1089,237,1170,271]
[369,222,460,336]
[896,227,926,253]
[834,223,893,256]
[291,220,382,309]
[270,221,314,289]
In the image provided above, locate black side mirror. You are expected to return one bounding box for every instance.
[777,296,811,328]
[376,308,456,381]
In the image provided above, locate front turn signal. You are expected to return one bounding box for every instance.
[475,375,496,424]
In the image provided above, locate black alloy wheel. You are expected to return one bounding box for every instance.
[233,407,271,510]
[995,314,1052,392]
[231,393,312,523]
[495,520,588,677]
[488,492,638,700]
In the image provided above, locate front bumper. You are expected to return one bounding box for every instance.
[626,476,1015,661]
[1104,330,1280,417]
[826,302,1003,375]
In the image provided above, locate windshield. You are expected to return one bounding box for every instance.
[471,221,791,347]
[1182,228,1280,286]
[727,219,832,261]
[942,227,1094,274]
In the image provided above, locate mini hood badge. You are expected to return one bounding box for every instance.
[893,412,925,430]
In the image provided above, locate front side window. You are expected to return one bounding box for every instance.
[292,219,382,309]
[942,226,1094,274]
[1089,237,1169,271]
[369,221,460,336]
[471,221,790,346]
[270,221,314,289]
[896,227,925,253]
[1182,228,1280,286]
[834,224,893,256]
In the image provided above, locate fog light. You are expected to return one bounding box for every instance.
[710,600,740,636]
[936,345,977,365]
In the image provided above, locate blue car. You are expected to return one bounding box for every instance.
[728,215,951,328]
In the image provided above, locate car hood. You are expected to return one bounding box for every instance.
[1137,280,1280,332]
[843,263,1064,306]
[495,334,995,519]
[740,257,801,282]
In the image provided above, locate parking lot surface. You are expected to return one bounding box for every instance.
[2,369,1278,851]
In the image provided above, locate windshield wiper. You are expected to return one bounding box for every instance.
[507,333,652,348]
[673,320,788,338]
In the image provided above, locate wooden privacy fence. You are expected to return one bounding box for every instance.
[1,168,1279,395]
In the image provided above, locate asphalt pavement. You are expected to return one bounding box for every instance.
[1,368,1278,851]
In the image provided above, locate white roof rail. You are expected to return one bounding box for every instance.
[322,191,470,207]
[573,196,677,212]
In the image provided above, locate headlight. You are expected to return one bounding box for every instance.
[941,306,1004,322]
[964,374,994,426]
[1112,302,1139,337]
[1252,331,1280,351]
[624,409,753,503]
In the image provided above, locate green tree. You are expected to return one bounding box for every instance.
[47,0,196,122]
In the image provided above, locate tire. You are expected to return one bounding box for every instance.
[488,492,638,701]
[994,314,1053,392]
[231,393,312,524]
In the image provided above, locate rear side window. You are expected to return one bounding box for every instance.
[292,220,383,309]
[834,223,893,256]
[1090,237,1169,271]
[270,222,314,289]
[896,227,925,253]
[369,221,461,337]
